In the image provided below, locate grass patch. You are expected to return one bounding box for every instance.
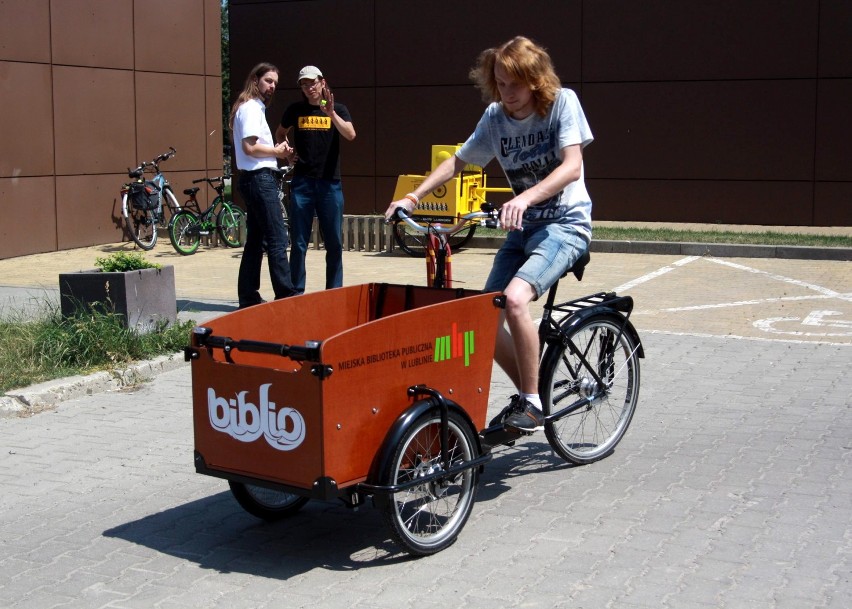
[474,225,851,248]
[0,301,194,394]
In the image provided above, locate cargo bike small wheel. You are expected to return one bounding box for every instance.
[228,481,309,521]
[381,409,479,556]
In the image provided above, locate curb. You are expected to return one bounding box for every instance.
[0,352,187,418]
[591,240,852,261]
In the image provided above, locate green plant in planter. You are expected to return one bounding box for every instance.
[94,251,162,273]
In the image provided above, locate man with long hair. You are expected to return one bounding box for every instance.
[229,62,297,307]
[385,36,594,432]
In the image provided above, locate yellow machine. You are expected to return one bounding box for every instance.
[393,145,499,219]
[392,145,511,256]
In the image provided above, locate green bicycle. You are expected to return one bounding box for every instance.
[168,176,246,255]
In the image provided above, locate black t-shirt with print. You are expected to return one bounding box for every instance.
[280,100,352,180]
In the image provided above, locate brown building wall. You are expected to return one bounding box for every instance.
[229,0,851,226]
[0,0,224,260]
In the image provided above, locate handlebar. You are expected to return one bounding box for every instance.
[391,204,501,235]
[126,147,177,178]
[191,175,229,185]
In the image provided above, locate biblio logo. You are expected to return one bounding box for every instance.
[434,322,475,367]
[207,383,305,451]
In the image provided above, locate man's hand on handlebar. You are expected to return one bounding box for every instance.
[384,198,416,223]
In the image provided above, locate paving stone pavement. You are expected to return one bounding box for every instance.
[1,242,850,608]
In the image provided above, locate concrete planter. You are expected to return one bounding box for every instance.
[59,265,176,333]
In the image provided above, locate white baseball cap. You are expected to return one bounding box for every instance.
[297,66,323,84]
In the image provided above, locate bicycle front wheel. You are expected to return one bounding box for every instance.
[447,221,477,250]
[540,314,641,465]
[168,210,200,255]
[382,409,479,556]
[160,186,181,228]
[216,203,245,247]
[122,193,157,250]
[392,218,428,257]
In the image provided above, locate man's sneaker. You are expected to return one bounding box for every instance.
[488,395,520,427]
[502,396,545,432]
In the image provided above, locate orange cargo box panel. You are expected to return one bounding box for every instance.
[191,283,501,491]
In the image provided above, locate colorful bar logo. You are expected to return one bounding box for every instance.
[434,322,474,367]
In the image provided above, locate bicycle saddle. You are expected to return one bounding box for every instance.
[565,250,590,282]
[183,187,201,196]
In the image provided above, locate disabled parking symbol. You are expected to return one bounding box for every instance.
[754,310,852,337]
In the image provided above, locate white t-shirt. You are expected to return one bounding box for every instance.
[457,88,594,240]
[232,98,278,172]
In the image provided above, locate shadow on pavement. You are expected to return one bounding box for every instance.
[103,491,413,576]
[102,442,574,574]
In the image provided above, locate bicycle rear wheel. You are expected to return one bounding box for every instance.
[122,193,157,250]
[540,314,640,465]
[216,203,245,247]
[168,210,200,255]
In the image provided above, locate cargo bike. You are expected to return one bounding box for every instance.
[187,210,644,556]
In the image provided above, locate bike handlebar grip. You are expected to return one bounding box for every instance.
[192,178,204,184]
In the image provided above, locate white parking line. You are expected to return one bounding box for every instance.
[708,258,849,300]
[659,293,852,313]
[613,256,700,292]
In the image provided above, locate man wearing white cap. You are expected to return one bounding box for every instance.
[276,66,356,293]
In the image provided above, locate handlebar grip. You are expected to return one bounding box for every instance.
[192,178,204,184]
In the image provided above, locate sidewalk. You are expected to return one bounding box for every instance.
[1,224,850,415]
[1,234,849,607]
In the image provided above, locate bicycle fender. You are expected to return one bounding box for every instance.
[366,396,479,493]
[556,309,645,359]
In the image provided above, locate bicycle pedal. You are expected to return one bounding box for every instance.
[502,422,539,436]
[479,421,524,449]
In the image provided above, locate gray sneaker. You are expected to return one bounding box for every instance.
[488,395,519,427]
[502,396,545,432]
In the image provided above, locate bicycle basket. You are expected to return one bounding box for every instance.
[129,180,160,211]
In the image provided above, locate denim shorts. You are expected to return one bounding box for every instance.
[484,221,589,298]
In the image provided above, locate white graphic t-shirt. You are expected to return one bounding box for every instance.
[457,88,593,240]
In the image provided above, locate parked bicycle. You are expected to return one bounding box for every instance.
[120,147,181,250]
[392,205,644,465]
[168,176,246,255]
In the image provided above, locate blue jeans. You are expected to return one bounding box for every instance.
[289,176,344,293]
[237,169,297,305]
[484,221,589,298]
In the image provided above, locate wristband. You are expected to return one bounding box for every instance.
[404,193,419,208]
